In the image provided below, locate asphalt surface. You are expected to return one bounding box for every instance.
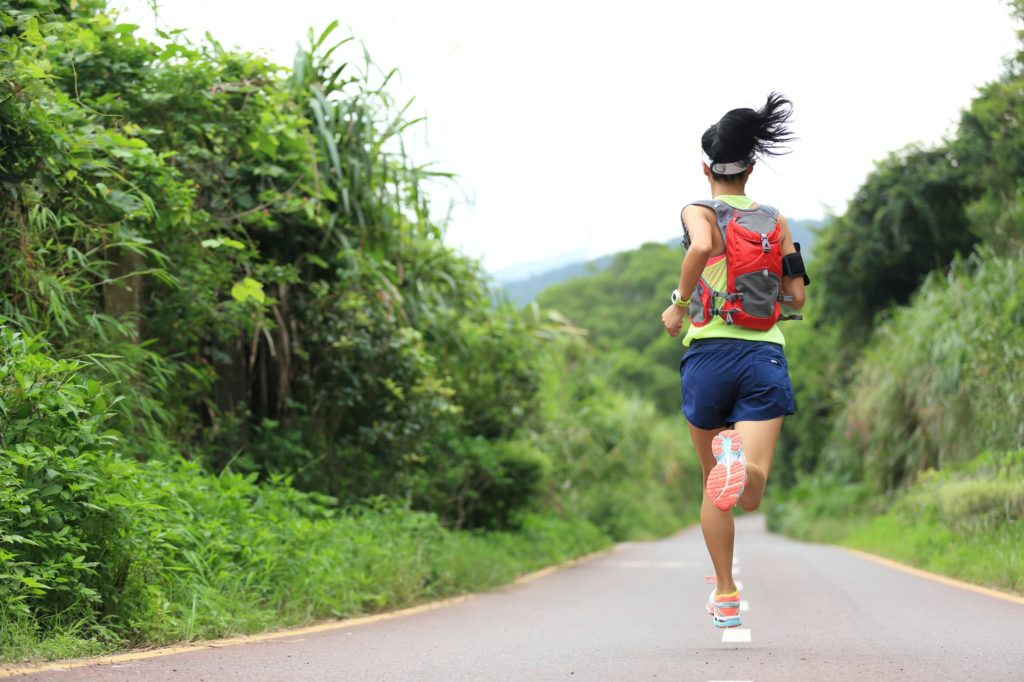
[10,514,1024,681]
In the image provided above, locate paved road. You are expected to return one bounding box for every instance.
[11,515,1024,681]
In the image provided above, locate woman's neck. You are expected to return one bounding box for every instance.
[710,179,747,198]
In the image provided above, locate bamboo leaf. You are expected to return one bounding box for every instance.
[314,20,340,50]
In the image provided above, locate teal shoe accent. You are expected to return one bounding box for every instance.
[712,614,742,628]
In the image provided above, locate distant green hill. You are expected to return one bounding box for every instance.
[529,241,682,414]
[495,252,618,306]
[787,218,821,258]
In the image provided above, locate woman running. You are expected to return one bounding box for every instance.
[660,93,807,629]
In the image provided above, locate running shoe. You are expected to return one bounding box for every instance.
[706,429,747,511]
[704,577,742,627]
[707,588,742,628]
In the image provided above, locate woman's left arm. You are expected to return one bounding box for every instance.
[779,214,807,310]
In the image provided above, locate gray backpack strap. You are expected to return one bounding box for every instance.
[681,199,730,249]
[733,204,780,234]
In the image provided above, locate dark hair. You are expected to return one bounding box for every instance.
[701,92,795,181]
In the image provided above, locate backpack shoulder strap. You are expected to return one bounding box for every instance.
[730,203,782,236]
[753,203,780,221]
[681,199,731,249]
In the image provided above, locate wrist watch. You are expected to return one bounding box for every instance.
[671,289,690,308]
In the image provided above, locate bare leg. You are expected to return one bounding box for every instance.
[689,417,785,593]
[688,423,737,594]
[733,417,784,512]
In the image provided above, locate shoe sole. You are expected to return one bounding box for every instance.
[707,430,746,511]
[712,615,742,628]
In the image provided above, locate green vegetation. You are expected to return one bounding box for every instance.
[537,243,684,414]
[769,450,1024,593]
[823,252,1024,485]
[0,1,699,662]
[766,3,1024,590]
[0,332,609,655]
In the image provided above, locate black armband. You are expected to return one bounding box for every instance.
[782,250,810,285]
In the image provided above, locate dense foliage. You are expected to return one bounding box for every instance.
[0,0,547,520]
[0,330,607,653]
[812,145,978,340]
[0,1,700,660]
[823,252,1024,486]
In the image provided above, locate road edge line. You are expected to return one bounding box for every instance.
[511,546,611,586]
[838,546,1024,606]
[0,546,614,678]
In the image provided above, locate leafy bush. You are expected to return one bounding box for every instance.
[765,474,881,542]
[5,453,610,658]
[412,437,550,531]
[0,328,118,631]
[0,0,548,515]
[0,330,612,659]
[889,451,1024,534]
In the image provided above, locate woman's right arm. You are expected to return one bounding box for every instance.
[677,205,715,297]
[662,206,714,337]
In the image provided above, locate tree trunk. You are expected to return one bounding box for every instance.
[102,248,143,340]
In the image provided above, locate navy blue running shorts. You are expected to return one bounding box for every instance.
[679,338,796,429]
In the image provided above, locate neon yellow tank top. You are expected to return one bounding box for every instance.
[682,194,786,348]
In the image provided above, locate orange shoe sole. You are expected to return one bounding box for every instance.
[707,430,746,511]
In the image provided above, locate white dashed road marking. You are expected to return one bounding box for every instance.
[721,628,752,643]
[716,556,751,644]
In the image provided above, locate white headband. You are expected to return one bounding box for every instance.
[703,152,750,176]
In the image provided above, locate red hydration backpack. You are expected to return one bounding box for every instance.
[683,200,801,330]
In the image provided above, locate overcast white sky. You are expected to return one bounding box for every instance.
[113,0,1021,276]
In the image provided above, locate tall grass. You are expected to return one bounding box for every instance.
[824,249,1024,489]
[770,250,1024,594]
[3,452,610,662]
[770,450,1024,594]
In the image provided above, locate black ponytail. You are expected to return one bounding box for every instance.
[701,92,795,179]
